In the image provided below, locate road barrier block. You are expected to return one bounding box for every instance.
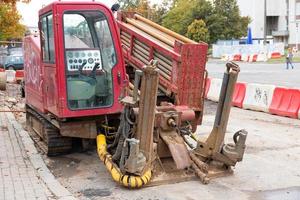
[257,53,268,62]
[233,54,241,61]
[249,54,258,62]
[5,70,16,83]
[232,82,246,108]
[15,70,24,82]
[243,83,275,112]
[271,52,281,59]
[241,54,249,62]
[205,78,211,98]
[269,88,300,118]
[207,78,222,102]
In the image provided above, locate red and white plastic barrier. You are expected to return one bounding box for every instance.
[221,51,282,62]
[205,78,211,98]
[0,69,24,83]
[207,78,222,102]
[269,88,300,119]
[206,78,300,119]
[243,83,275,112]
[232,82,246,108]
[5,70,16,83]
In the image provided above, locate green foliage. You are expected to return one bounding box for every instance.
[0,3,26,40]
[209,0,250,43]
[0,0,30,5]
[117,0,171,23]
[186,19,209,43]
[162,0,250,44]
[162,0,212,35]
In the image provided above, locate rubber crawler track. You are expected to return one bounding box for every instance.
[26,107,72,156]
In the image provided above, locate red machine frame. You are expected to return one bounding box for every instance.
[24,2,127,119]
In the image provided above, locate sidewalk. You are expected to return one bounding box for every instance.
[0,111,53,199]
[0,111,76,200]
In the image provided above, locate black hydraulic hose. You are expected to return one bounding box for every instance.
[107,123,122,150]
[112,134,125,162]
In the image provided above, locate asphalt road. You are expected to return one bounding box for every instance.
[41,101,300,200]
[206,60,300,88]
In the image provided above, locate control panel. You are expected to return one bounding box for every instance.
[66,49,102,71]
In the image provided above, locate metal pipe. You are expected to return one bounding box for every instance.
[120,35,130,44]
[134,39,150,51]
[134,14,197,44]
[132,52,148,65]
[126,18,174,47]
[133,44,150,57]
[157,64,171,77]
[157,59,172,72]
[133,49,149,61]
[153,52,173,66]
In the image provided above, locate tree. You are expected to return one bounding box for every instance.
[0,0,30,5]
[186,19,209,43]
[0,3,26,40]
[208,0,250,43]
[162,0,212,35]
[162,0,250,44]
[117,0,171,24]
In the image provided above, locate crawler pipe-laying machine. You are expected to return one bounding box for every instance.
[23,1,248,188]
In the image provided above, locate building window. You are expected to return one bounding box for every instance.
[41,14,55,63]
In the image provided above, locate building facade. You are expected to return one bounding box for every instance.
[237,0,300,48]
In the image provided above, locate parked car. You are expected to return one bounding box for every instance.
[3,55,24,70]
[8,47,23,56]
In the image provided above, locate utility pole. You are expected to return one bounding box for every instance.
[263,0,267,45]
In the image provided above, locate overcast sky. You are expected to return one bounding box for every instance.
[17,0,161,27]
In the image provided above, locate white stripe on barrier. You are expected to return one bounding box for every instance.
[241,54,249,62]
[5,70,16,83]
[257,53,268,62]
[207,78,222,102]
[243,83,275,112]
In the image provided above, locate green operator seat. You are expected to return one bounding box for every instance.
[67,76,96,108]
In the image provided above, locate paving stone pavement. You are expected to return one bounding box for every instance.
[0,111,54,200]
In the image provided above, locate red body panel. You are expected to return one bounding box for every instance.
[24,2,126,119]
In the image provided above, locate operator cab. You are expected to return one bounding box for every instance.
[63,11,116,110]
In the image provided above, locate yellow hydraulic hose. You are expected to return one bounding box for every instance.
[96,134,152,188]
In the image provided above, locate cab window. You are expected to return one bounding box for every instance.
[41,14,55,63]
[63,11,117,110]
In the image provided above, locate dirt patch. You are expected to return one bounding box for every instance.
[81,188,112,198]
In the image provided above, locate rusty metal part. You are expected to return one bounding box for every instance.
[135,60,160,163]
[124,138,146,175]
[191,163,209,184]
[59,120,97,139]
[157,105,196,122]
[222,129,247,162]
[160,130,192,169]
[195,62,248,167]
[189,152,209,173]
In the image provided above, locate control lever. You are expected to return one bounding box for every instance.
[90,62,100,79]
[78,60,87,75]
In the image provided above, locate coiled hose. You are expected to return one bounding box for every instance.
[96,134,152,188]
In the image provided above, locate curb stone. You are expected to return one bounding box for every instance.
[6,112,77,200]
